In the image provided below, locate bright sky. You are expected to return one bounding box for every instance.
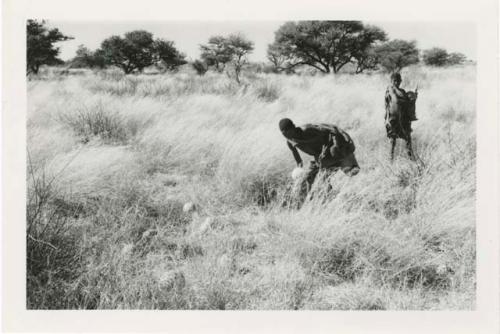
[49,21,476,62]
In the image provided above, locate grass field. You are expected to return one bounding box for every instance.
[27,65,476,309]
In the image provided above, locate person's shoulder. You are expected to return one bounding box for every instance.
[300,123,327,135]
[300,123,316,130]
[318,123,338,130]
[305,123,339,134]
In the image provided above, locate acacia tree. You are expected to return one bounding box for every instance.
[267,21,386,74]
[352,25,387,73]
[225,34,254,84]
[100,34,149,73]
[99,30,186,74]
[69,45,106,69]
[199,36,233,72]
[354,48,380,74]
[70,45,93,68]
[374,39,420,72]
[423,47,449,66]
[26,20,73,75]
[154,39,188,71]
[200,34,254,83]
[267,43,295,73]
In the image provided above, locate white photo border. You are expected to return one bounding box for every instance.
[2,0,498,332]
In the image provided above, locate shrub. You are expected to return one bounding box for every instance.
[192,60,208,76]
[447,52,467,65]
[58,103,128,144]
[26,165,82,309]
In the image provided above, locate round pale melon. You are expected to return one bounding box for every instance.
[291,167,306,180]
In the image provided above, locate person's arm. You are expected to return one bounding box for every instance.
[394,87,408,99]
[328,134,343,160]
[287,141,303,167]
[385,87,391,113]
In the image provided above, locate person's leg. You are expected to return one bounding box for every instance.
[406,136,415,160]
[390,137,396,161]
[305,161,320,191]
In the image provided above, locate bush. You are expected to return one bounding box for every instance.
[26,165,83,309]
[447,52,467,65]
[192,60,208,76]
[58,103,128,144]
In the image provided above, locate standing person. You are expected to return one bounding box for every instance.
[279,118,360,197]
[385,72,418,121]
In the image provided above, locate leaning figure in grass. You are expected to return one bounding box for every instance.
[279,118,360,198]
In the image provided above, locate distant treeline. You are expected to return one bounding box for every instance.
[27,20,471,77]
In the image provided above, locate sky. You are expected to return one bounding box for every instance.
[49,21,476,62]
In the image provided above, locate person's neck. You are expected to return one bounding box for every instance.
[290,128,304,141]
[293,128,304,140]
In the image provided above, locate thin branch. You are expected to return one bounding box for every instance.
[28,234,58,250]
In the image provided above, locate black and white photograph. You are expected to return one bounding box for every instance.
[25,19,478,311]
[2,0,499,332]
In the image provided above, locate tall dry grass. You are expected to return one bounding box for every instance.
[27,65,475,309]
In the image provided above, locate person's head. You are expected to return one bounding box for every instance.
[279,118,299,139]
[391,72,402,87]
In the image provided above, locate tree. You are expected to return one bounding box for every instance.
[199,36,233,72]
[154,39,187,71]
[267,43,295,73]
[200,34,254,83]
[225,34,254,84]
[100,30,186,74]
[374,39,419,72]
[354,48,380,73]
[267,21,386,74]
[26,20,73,75]
[70,45,93,68]
[352,25,387,73]
[447,52,467,65]
[423,47,449,66]
[92,49,107,69]
[69,45,106,69]
[100,31,154,73]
